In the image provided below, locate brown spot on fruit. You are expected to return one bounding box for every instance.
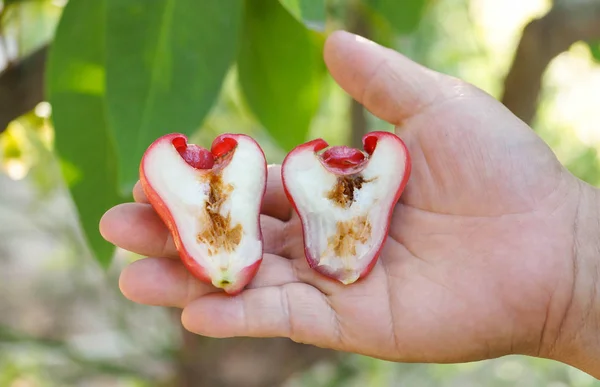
[327,215,372,257]
[327,174,366,207]
[197,173,243,255]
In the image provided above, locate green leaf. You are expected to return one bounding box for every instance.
[239,0,324,151]
[46,0,121,268]
[588,41,600,63]
[105,0,243,192]
[365,0,428,34]
[2,0,23,7]
[278,0,326,31]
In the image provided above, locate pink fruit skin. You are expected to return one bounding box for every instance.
[281,131,411,284]
[140,133,267,295]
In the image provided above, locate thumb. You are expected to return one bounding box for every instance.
[323,30,465,126]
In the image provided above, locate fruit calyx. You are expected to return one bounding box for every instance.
[282,131,411,285]
[299,139,370,175]
[140,133,267,295]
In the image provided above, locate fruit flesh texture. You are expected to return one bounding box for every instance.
[140,133,266,294]
[282,132,410,284]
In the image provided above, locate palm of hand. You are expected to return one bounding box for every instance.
[100,31,580,364]
[269,89,577,363]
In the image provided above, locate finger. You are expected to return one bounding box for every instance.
[100,203,287,258]
[119,257,216,307]
[280,215,306,261]
[132,181,148,203]
[100,203,178,258]
[260,214,286,257]
[119,254,302,308]
[181,283,340,348]
[262,165,293,221]
[323,31,465,127]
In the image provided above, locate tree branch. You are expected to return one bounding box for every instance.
[0,45,47,132]
[501,1,600,125]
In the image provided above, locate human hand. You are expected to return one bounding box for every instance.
[100,31,600,376]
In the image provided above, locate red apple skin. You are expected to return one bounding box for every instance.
[281,131,411,284]
[139,133,267,295]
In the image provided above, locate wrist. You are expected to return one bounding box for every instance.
[550,180,600,377]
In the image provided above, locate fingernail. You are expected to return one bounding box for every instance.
[354,34,377,45]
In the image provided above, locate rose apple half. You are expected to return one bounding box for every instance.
[282,131,411,285]
[140,133,267,295]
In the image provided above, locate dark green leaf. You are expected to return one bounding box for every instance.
[278,0,326,31]
[46,0,121,267]
[365,0,428,34]
[105,0,243,192]
[566,146,600,186]
[588,41,600,62]
[2,0,22,7]
[239,0,324,151]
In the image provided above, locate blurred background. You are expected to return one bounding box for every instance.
[1,0,599,385]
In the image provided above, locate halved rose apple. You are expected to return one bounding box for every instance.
[140,133,267,295]
[282,131,411,284]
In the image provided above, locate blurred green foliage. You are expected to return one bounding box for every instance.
[588,41,600,62]
[105,0,243,191]
[46,0,122,268]
[278,0,326,31]
[239,0,325,153]
[288,355,600,387]
[1,0,600,385]
[365,0,428,34]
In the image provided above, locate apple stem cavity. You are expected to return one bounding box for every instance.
[282,131,411,285]
[140,133,267,295]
